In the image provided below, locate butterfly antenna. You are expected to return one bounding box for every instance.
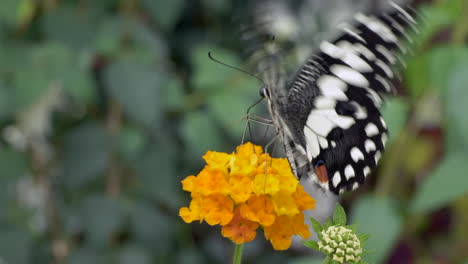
[208,52,266,86]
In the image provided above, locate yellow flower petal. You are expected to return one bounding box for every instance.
[253,173,280,195]
[203,151,232,170]
[272,190,299,216]
[228,173,253,204]
[181,175,197,192]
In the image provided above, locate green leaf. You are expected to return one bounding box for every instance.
[348,223,358,232]
[0,228,33,264]
[445,58,468,148]
[161,77,185,110]
[79,195,126,247]
[324,218,333,229]
[201,0,231,14]
[175,247,205,264]
[192,46,246,93]
[310,217,323,233]
[301,240,319,251]
[61,122,110,189]
[0,148,28,181]
[117,245,152,264]
[381,97,409,141]
[406,46,468,97]
[117,126,146,163]
[141,0,185,30]
[358,233,370,244]
[104,58,161,127]
[289,257,323,264]
[411,152,468,212]
[350,196,402,264]
[0,0,23,26]
[68,248,108,264]
[181,110,227,157]
[207,90,253,138]
[129,202,174,253]
[42,5,98,50]
[0,82,14,120]
[131,138,180,207]
[322,256,332,264]
[333,203,347,226]
[12,43,94,109]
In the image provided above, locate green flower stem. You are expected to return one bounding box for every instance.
[233,243,244,264]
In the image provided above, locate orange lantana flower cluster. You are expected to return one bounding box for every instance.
[179,142,316,250]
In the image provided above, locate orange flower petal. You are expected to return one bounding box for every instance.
[293,185,316,211]
[196,168,229,196]
[221,208,259,244]
[201,194,234,226]
[263,216,294,251]
[240,195,276,226]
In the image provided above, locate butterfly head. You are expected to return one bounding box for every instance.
[259,87,270,99]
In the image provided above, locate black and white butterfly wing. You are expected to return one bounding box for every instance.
[277,3,420,194]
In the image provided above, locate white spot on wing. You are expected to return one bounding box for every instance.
[317,75,348,100]
[328,115,356,129]
[321,41,372,72]
[319,137,329,149]
[350,101,367,119]
[352,182,359,190]
[376,74,392,91]
[365,88,383,106]
[306,114,336,138]
[355,13,398,43]
[365,139,377,153]
[315,97,336,109]
[343,26,366,43]
[350,147,365,162]
[363,166,371,177]
[381,133,388,146]
[354,43,376,60]
[332,172,341,187]
[380,117,387,129]
[376,44,397,64]
[344,165,355,180]
[376,59,394,78]
[331,141,337,148]
[330,64,370,87]
[365,123,379,137]
[374,151,382,164]
[304,126,321,159]
[389,1,417,24]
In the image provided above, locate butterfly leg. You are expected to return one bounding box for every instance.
[241,114,274,145]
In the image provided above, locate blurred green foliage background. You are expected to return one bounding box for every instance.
[0,0,467,263]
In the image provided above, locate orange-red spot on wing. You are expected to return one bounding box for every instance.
[315,165,329,183]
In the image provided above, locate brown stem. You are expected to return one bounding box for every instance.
[30,142,68,264]
[106,101,123,198]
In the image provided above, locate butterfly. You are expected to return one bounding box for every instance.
[246,1,420,195]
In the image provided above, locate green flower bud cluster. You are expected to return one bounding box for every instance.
[302,203,369,264]
[317,225,362,264]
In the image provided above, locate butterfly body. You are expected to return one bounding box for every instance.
[254,2,419,195]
